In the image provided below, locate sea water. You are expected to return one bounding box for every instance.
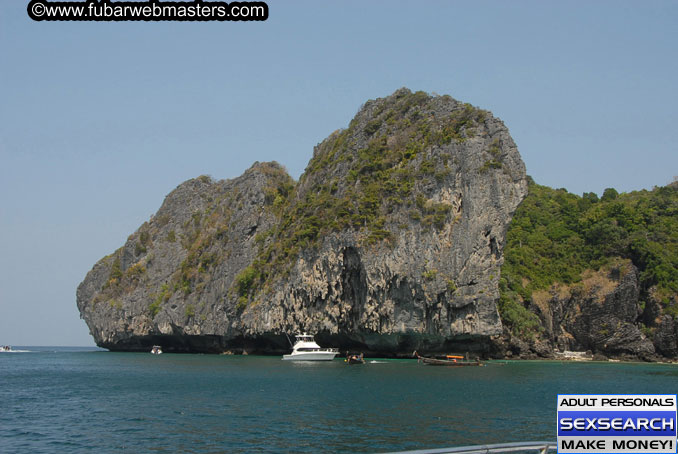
[2,348,678,453]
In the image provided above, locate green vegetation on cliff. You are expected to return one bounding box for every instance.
[500,178,678,338]
[296,89,486,241]
[234,89,491,305]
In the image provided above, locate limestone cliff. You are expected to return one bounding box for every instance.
[77,88,528,354]
[497,179,678,361]
[497,260,657,360]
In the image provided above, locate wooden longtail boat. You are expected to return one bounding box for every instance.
[413,351,483,366]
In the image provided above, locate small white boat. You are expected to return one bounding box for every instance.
[150,345,163,355]
[282,334,338,361]
[0,346,12,352]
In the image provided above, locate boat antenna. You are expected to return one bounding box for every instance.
[285,333,293,347]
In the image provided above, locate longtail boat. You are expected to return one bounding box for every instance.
[414,351,483,366]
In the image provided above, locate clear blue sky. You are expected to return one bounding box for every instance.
[1,1,676,346]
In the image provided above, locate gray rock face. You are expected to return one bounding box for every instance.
[647,289,678,358]
[654,315,678,357]
[77,89,528,354]
[516,260,656,359]
[77,164,293,351]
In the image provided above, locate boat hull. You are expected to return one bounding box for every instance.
[414,351,483,366]
[346,353,365,364]
[282,352,338,361]
[419,358,482,366]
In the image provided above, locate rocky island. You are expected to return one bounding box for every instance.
[77,89,678,360]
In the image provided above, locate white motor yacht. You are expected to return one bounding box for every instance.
[282,334,338,361]
[150,345,163,355]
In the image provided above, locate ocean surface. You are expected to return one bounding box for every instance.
[2,348,678,453]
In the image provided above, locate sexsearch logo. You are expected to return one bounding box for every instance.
[557,394,677,454]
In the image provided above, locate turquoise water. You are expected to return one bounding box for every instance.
[2,349,678,453]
